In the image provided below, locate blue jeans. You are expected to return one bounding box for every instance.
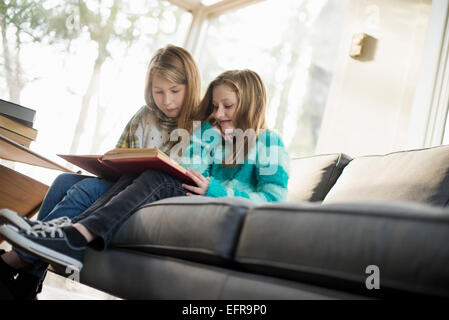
[37,173,114,222]
[16,173,114,278]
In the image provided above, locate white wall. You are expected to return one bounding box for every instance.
[315,0,432,157]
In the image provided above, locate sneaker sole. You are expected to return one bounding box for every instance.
[0,209,32,231]
[0,225,83,272]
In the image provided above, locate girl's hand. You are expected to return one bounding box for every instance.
[182,169,211,196]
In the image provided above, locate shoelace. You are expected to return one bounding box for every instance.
[30,216,72,231]
[25,225,64,239]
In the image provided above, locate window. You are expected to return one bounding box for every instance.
[1,0,350,184]
[443,114,449,145]
[0,0,191,184]
[198,0,349,156]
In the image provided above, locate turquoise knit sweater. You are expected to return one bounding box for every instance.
[181,121,290,203]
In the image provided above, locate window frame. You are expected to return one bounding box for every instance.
[406,0,449,148]
[172,0,449,148]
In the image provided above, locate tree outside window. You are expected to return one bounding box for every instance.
[198,0,349,156]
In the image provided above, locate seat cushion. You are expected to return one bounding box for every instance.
[81,248,368,299]
[235,201,449,297]
[288,153,351,202]
[111,196,254,265]
[323,145,449,206]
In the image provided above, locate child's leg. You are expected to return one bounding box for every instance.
[37,173,90,221]
[0,170,186,274]
[72,169,187,249]
[41,177,115,221]
[1,175,125,298]
[1,173,89,270]
[11,177,117,272]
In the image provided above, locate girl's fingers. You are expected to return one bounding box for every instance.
[182,183,202,194]
[184,171,210,195]
[188,169,207,182]
[186,172,202,187]
[186,170,207,186]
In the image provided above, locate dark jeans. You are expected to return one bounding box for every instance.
[71,169,187,250]
[20,170,186,278]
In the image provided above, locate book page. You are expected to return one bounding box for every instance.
[103,148,186,173]
[103,148,159,159]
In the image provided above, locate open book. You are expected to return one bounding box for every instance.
[58,148,193,184]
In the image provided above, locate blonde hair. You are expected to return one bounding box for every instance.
[197,69,268,166]
[144,44,201,134]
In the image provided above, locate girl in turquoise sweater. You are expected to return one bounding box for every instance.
[0,69,290,272]
[180,69,290,202]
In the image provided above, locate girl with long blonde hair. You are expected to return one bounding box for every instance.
[0,44,201,299]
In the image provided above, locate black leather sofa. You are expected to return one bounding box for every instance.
[78,144,449,299]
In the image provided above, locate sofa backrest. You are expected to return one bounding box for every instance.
[287,153,351,202]
[323,144,449,207]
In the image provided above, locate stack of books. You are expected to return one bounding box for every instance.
[0,99,37,148]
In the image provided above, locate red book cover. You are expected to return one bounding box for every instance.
[57,154,118,180]
[57,148,194,184]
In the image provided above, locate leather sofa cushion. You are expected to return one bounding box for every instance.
[235,201,449,297]
[81,248,368,299]
[288,153,351,202]
[323,145,449,206]
[111,196,254,265]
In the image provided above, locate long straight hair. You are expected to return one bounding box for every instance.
[144,44,201,134]
[197,69,268,166]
